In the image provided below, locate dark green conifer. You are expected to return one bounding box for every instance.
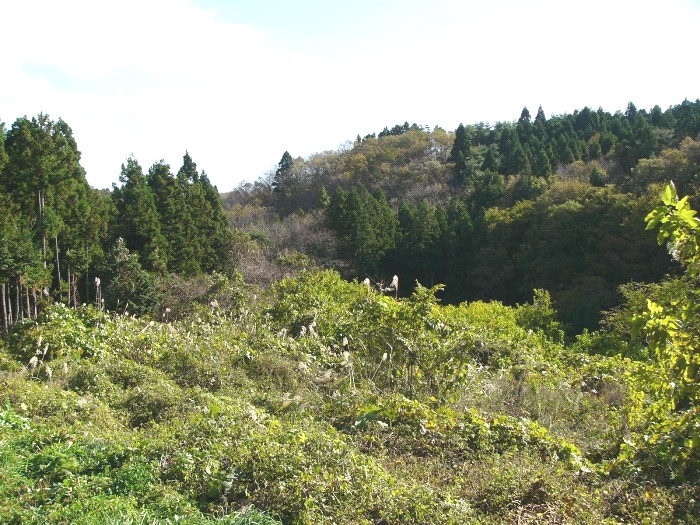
[112,156,167,273]
[103,238,159,316]
[171,152,234,274]
[271,151,299,214]
[147,161,199,274]
[499,127,529,176]
[2,114,95,302]
[481,145,499,172]
[450,124,473,185]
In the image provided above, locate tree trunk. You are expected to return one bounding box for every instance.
[95,277,102,310]
[15,282,21,321]
[68,268,78,308]
[39,189,47,269]
[1,283,7,334]
[55,235,62,302]
[67,267,71,307]
[7,284,13,326]
[85,239,90,304]
[32,287,38,318]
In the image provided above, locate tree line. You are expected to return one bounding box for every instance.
[0,114,233,331]
[2,98,699,333]
[228,99,700,332]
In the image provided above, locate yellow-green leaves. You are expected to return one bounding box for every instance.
[625,184,700,479]
[645,183,700,273]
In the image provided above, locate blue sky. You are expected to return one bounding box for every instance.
[3,0,700,190]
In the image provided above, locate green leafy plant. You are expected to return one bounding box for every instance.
[623,183,700,479]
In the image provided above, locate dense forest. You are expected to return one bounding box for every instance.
[1,100,699,524]
[2,101,699,332]
[224,100,700,332]
[0,114,234,328]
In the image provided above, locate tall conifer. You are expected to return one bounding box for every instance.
[112,157,167,273]
[450,124,472,185]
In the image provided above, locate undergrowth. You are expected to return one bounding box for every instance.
[0,269,697,523]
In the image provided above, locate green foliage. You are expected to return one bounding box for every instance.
[271,151,299,215]
[156,271,247,321]
[112,157,168,273]
[7,302,110,361]
[645,182,700,273]
[341,392,586,467]
[102,238,159,316]
[619,183,700,480]
[229,100,700,334]
[470,183,671,332]
[515,289,564,342]
[0,114,106,318]
[4,101,700,523]
[103,151,235,281]
[499,126,530,176]
[328,185,396,276]
[0,267,697,523]
[147,160,199,274]
[449,123,473,185]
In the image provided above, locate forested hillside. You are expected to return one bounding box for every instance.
[225,100,700,331]
[1,100,699,524]
[2,101,699,331]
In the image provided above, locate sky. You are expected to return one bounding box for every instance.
[2,0,699,191]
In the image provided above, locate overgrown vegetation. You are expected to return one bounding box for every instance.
[1,183,699,522]
[1,100,699,522]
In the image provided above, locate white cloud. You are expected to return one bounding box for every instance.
[2,0,699,190]
[2,0,306,188]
